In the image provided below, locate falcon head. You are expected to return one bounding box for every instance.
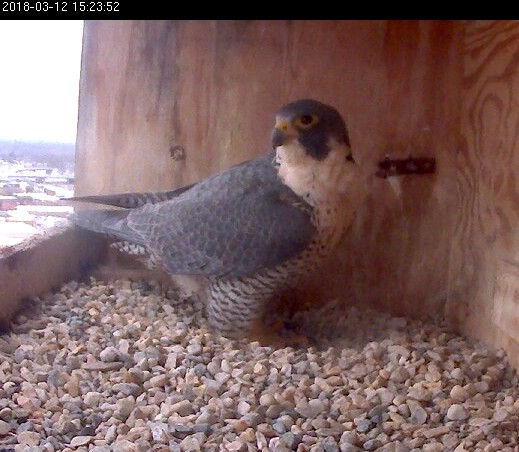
[271,99,353,162]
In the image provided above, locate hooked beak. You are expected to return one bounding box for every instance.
[271,119,297,149]
[271,128,287,148]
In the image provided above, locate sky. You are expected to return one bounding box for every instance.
[0,20,84,143]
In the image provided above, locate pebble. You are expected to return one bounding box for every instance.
[148,374,168,388]
[447,404,469,421]
[450,385,469,402]
[237,400,251,416]
[355,419,372,433]
[423,425,450,438]
[296,398,325,418]
[83,361,124,372]
[259,393,275,407]
[0,277,518,451]
[69,435,92,447]
[0,420,11,435]
[17,431,40,446]
[407,387,431,402]
[99,346,122,362]
[83,391,102,407]
[340,445,360,452]
[407,400,428,425]
[422,443,443,452]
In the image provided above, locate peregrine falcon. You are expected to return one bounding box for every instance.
[69,99,364,338]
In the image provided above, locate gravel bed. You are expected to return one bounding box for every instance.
[1,277,518,452]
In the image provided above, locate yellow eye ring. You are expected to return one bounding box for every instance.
[294,114,318,129]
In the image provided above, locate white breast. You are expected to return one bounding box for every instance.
[275,139,364,246]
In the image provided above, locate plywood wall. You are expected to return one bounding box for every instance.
[330,21,463,320]
[75,21,461,193]
[0,226,104,329]
[447,21,519,363]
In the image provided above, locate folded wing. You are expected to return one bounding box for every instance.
[71,151,315,278]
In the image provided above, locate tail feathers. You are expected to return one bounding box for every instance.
[71,209,144,246]
[65,185,194,209]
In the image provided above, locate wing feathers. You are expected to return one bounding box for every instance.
[66,185,194,209]
[71,209,145,246]
[70,151,315,278]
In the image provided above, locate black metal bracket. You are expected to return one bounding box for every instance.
[376,156,436,179]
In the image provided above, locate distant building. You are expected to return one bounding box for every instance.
[0,156,75,248]
[0,196,17,210]
[15,167,53,176]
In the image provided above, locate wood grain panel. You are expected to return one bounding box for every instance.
[76,21,180,194]
[76,20,392,195]
[448,21,519,365]
[328,21,463,319]
[75,20,463,325]
[0,226,104,330]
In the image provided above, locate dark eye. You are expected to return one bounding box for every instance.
[295,114,318,129]
[300,115,314,125]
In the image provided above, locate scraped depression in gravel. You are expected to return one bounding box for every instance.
[1,278,518,451]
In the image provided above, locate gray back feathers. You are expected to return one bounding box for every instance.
[71,151,315,278]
